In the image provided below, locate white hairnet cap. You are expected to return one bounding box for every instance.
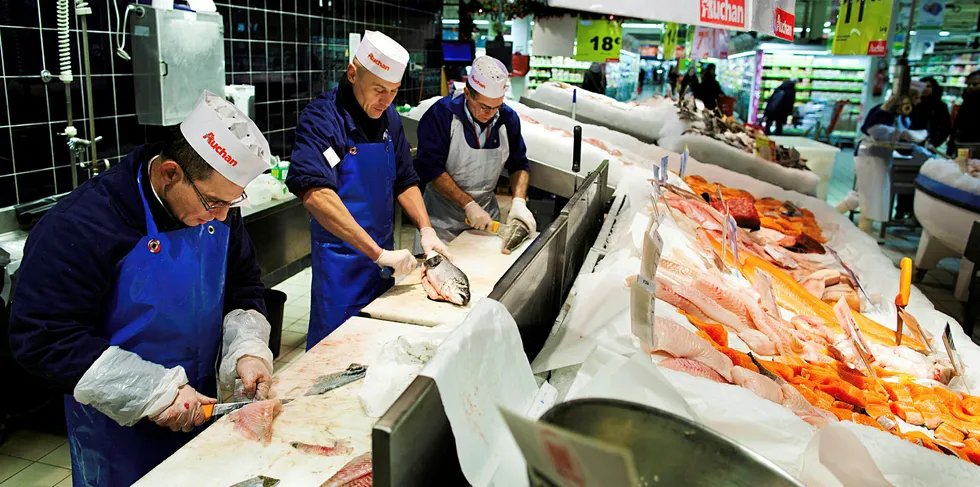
[355,30,409,83]
[469,56,509,98]
[180,90,273,187]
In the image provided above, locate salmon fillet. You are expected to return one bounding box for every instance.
[321,451,372,487]
[936,423,967,443]
[683,312,729,347]
[229,399,283,445]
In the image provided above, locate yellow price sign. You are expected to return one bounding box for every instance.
[662,22,679,60]
[575,19,622,63]
[832,0,893,56]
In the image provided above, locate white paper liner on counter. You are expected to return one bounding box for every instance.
[419,298,544,487]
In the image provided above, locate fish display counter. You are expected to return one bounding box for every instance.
[769,136,841,200]
[529,157,980,484]
[133,316,431,487]
[913,158,980,301]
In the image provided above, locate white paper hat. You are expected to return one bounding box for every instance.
[180,90,273,187]
[354,30,409,83]
[469,56,509,98]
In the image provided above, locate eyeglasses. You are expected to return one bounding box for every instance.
[473,100,503,114]
[187,177,247,212]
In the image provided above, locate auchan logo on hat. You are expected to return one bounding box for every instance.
[203,132,239,167]
[472,78,487,89]
[700,0,745,28]
[367,52,390,71]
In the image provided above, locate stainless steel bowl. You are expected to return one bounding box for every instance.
[537,398,803,487]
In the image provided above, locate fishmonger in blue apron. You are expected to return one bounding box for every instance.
[9,91,277,487]
[287,31,451,350]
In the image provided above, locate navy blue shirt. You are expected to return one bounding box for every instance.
[286,85,419,196]
[8,144,266,391]
[414,94,530,184]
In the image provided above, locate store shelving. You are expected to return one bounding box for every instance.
[717,53,757,121]
[605,50,639,102]
[758,53,868,140]
[897,51,980,106]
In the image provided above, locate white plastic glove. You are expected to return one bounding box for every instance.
[237,355,273,400]
[507,197,537,233]
[420,227,453,262]
[464,201,494,232]
[74,346,190,427]
[150,384,216,433]
[375,249,418,277]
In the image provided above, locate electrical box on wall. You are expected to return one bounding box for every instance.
[130,6,225,126]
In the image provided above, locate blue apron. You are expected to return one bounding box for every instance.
[308,133,395,349]
[64,164,229,487]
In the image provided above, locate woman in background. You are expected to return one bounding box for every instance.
[678,66,699,100]
[910,77,951,148]
[694,64,724,111]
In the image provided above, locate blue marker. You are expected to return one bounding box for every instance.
[660,156,669,184]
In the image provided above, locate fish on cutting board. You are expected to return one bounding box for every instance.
[420,254,471,305]
[321,451,372,487]
[228,399,283,445]
[499,220,531,254]
[291,439,354,456]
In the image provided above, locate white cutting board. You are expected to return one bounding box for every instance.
[134,317,426,487]
[360,229,535,327]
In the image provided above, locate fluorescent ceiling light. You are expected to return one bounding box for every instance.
[823,21,831,27]
[729,51,756,59]
[822,28,831,34]
[910,30,917,35]
[939,31,950,36]
[504,20,513,26]
[623,23,664,29]
[794,27,803,33]
[441,19,489,25]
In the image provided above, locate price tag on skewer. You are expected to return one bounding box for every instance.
[679,145,689,178]
[943,323,967,379]
[725,215,740,275]
[660,156,669,184]
[630,274,657,354]
[897,308,935,354]
[834,298,885,394]
[826,245,876,310]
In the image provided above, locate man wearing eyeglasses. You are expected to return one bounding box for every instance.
[8,92,276,486]
[414,56,535,246]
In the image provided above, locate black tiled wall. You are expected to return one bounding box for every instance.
[0,0,443,208]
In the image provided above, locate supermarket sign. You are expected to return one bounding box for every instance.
[773,8,794,41]
[831,0,892,56]
[547,0,793,38]
[700,0,746,29]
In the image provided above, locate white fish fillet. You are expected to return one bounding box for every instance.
[731,366,784,404]
[653,317,734,381]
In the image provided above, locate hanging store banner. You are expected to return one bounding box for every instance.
[532,15,577,57]
[772,7,795,41]
[546,0,794,38]
[917,1,945,28]
[662,22,679,60]
[691,26,730,60]
[575,19,622,62]
[831,0,892,56]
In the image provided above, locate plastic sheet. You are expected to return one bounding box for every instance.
[74,346,188,426]
[419,298,540,487]
[357,326,452,417]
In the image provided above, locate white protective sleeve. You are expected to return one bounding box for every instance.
[73,346,188,427]
[219,309,274,390]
